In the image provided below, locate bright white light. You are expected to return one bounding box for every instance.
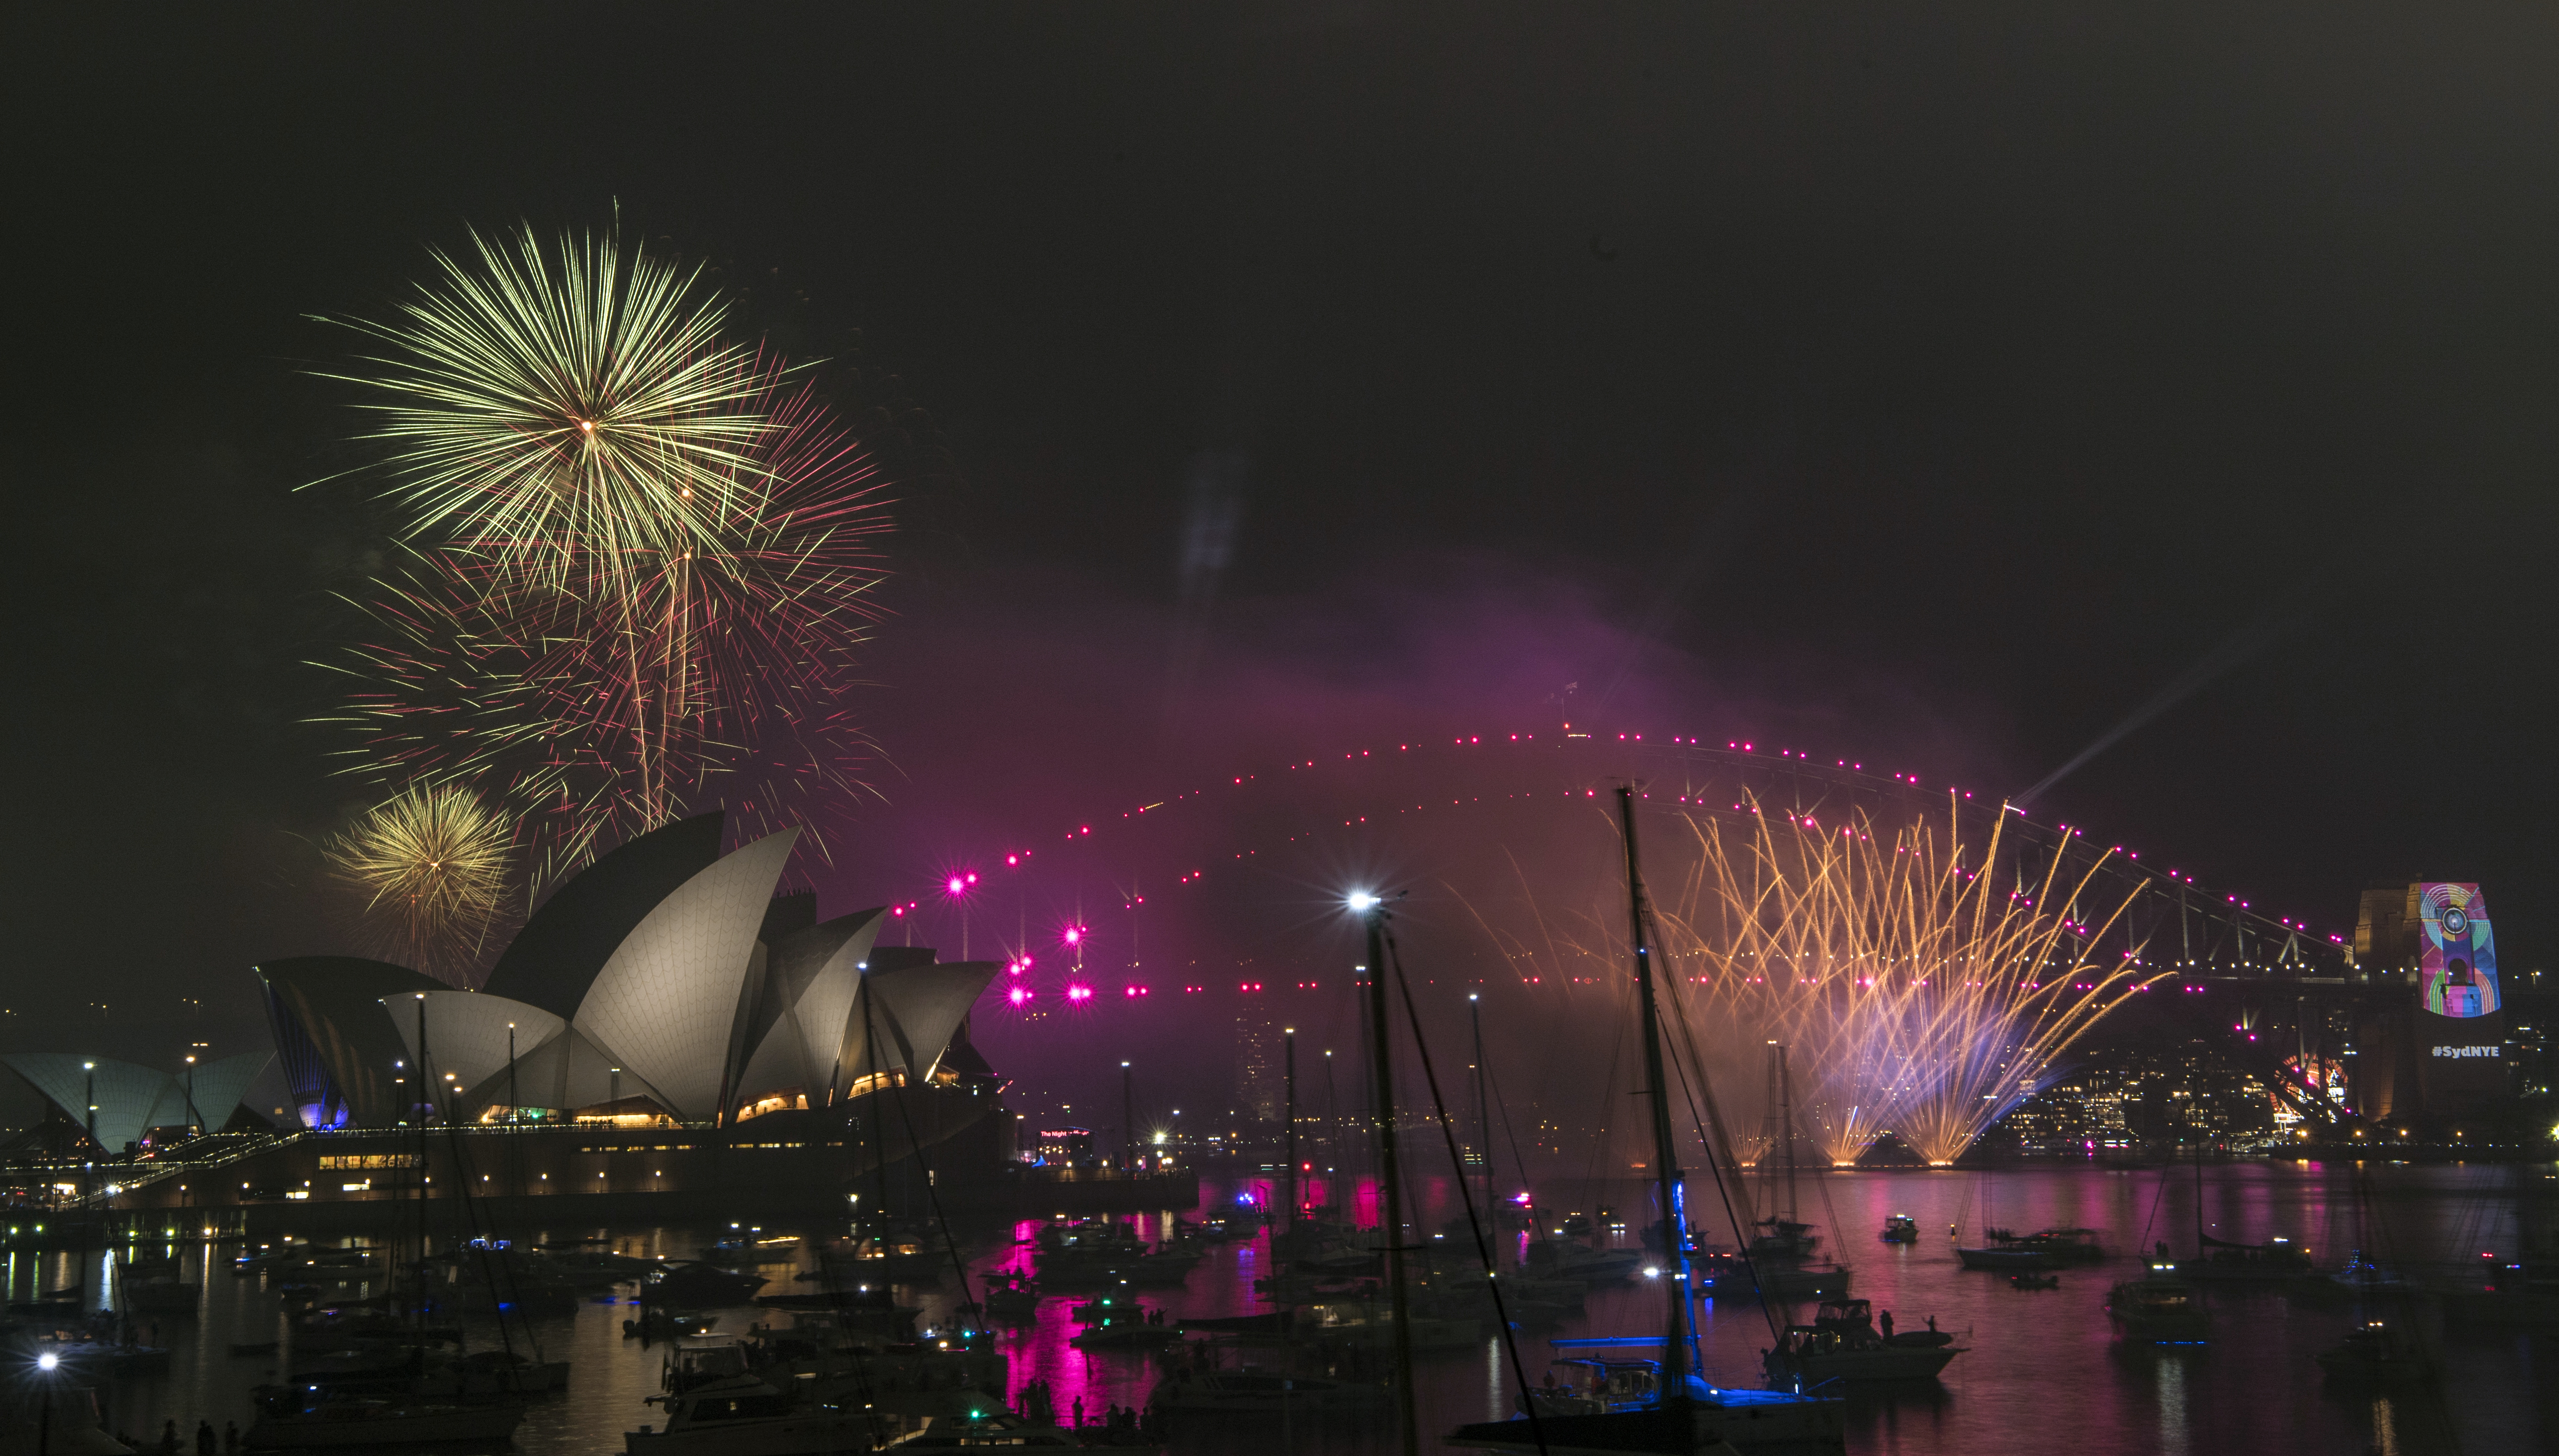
[1347,892,1380,912]
[37,1353,58,1371]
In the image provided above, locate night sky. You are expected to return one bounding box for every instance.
[7,6,2554,1121]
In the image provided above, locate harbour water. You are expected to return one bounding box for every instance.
[20,1161,2548,1454]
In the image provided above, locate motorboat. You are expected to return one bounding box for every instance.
[645,1262,769,1306]
[1879,1215,1919,1244]
[1295,1300,1481,1353]
[545,1249,663,1288]
[1693,1253,1849,1301]
[1955,1228,2060,1271]
[2019,1227,2105,1263]
[1761,1300,1961,1385]
[979,1276,1039,1321]
[1519,1238,1643,1284]
[2178,1234,2313,1283]
[625,1377,883,1456]
[2294,1249,2420,1305]
[2106,1262,2212,1345]
[2314,1318,2439,1384]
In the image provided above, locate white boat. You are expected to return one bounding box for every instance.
[244,1400,523,1448]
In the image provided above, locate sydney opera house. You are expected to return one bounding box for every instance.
[16,813,1011,1223]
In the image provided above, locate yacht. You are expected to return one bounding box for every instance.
[2179,1235,2313,1283]
[1761,1300,1961,1384]
[1955,1229,2058,1271]
[1878,1215,1918,1244]
[1693,1252,1849,1302]
[625,1377,882,1456]
[2105,1260,2212,1345]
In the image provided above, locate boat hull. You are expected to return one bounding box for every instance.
[1767,1346,1960,1383]
[1452,1392,1845,1455]
[1955,1248,2054,1272]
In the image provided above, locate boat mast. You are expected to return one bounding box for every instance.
[1361,901,1420,1456]
[2192,1132,2205,1257]
[1283,1027,1297,1233]
[1470,993,1494,1216]
[1616,785,1694,1388]
[1779,1044,1799,1227]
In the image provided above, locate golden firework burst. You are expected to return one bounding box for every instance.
[323,783,513,982]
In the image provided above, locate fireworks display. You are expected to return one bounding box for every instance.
[321,782,513,984]
[1654,797,2169,1165]
[317,223,889,886]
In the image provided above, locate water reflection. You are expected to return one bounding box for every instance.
[11,1161,2541,1455]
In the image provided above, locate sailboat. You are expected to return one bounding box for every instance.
[1448,787,1845,1456]
[1696,1049,1850,1303]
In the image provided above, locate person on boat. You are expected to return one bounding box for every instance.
[1926,1315,1938,1334]
[158,1421,178,1455]
[1880,1310,1896,1340]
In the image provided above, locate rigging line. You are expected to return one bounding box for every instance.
[1651,921,1787,1350]
[1482,1058,1536,1207]
[1658,994,1788,1352]
[411,1008,531,1367]
[860,988,981,1332]
[1381,927,1550,1456]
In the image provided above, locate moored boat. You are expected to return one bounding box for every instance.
[2106,1261,2212,1345]
[624,1377,882,1456]
[1761,1300,1961,1385]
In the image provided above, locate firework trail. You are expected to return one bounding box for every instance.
[322,782,512,984]
[1655,797,2167,1165]
[316,223,890,880]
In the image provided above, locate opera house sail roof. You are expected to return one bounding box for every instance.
[2,1051,272,1152]
[257,812,995,1129]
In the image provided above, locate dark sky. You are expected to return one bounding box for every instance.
[6,5,2554,1121]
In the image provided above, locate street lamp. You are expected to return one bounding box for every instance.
[36,1350,58,1456]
